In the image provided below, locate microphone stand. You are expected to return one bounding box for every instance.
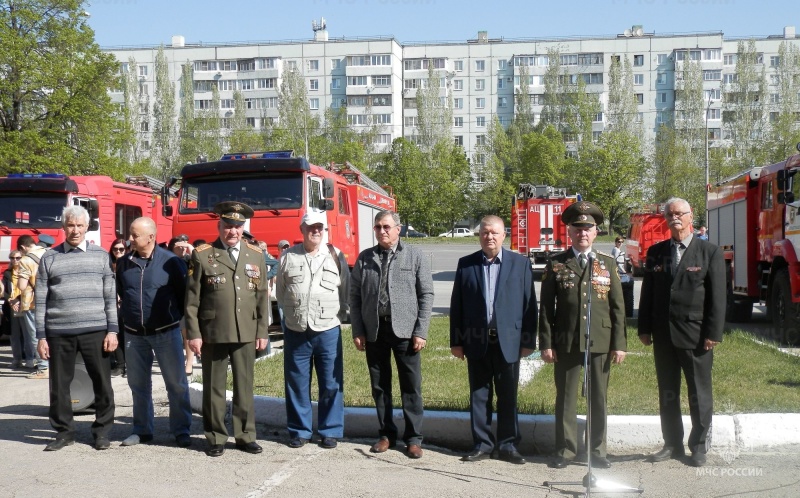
[544,253,642,497]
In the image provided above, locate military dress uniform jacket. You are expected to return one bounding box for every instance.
[185,238,269,344]
[539,251,626,354]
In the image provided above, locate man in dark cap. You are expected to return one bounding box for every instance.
[539,201,627,469]
[38,234,55,248]
[185,201,269,457]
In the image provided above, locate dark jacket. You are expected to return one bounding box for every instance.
[450,248,537,363]
[116,245,187,335]
[638,237,726,349]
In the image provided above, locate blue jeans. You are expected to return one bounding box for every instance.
[284,326,344,439]
[19,311,46,369]
[125,327,192,437]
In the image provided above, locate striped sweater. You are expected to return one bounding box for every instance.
[35,243,118,338]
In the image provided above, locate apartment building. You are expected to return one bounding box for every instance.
[104,25,800,180]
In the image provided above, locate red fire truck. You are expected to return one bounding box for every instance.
[162,151,395,266]
[707,147,800,344]
[0,173,174,273]
[510,184,579,272]
[625,206,671,276]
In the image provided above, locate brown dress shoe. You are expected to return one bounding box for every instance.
[407,444,423,459]
[370,438,395,453]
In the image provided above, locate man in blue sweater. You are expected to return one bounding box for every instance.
[117,217,192,448]
[36,206,118,451]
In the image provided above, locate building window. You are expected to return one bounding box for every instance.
[724,54,737,66]
[330,59,342,70]
[475,60,485,71]
[636,112,644,123]
[454,60,463,71]
[656,111,668,124]
[220,61,237,71]
[723,73,737,84]
[454,98,463,109]
[497,78,506,89]
[704,49,721,61]
[308,59,319,71]
[476,135,486,146]
[239,79,254,90]
[593,112,603,122]
[194,99,212,110]
[560,54,578,66]
[476,116,486,127]
[592,131,602,142]
[453,79,463,91]
[656,72,668,85]
[285,61,297,70]
[582,73,603,84]
[658,92,668,103]
[245,118,257,128]
[770,93,780,104]
[221,99,234,109]
[703,70,721,81]
[309,98,319,110]
[404,116,418,127]
[708,128,721,140]
[454,117,463,127]
[475,79,485,91]
[309,79,319,91]
[657,54,668,65]
[257,78,276,89]
[140,121,149,132]
[771,74,782,85]
[371,95,391,106]
[633,54,644,66]
[498,59,507,70]
[348,76,367,86]
[474,153,486,165]
[705,88,721,100]
[139,65,148,77]
[707,108,721,120]
[331,78,341,89]
[635,93,644,105]
[372,75,391,87]
[454,135,463,146]
[634,74,644,86]
[498,97,508,108]
[194,61,217,71]
[476,98,485,108]
[770,56,781,67]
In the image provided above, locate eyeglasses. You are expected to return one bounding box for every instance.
[373,224,397,232]
[305,224,325,232]
[10,256,21,260]
[666,211,691,218]
[112,247,126,253]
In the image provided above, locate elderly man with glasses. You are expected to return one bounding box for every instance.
[350,210,434,459]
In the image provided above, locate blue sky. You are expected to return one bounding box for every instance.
[87,0,796,47]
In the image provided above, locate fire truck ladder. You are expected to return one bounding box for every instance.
[516,201,529,256]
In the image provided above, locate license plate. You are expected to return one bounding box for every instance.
[539,240,556,245]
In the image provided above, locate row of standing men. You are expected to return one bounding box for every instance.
[32,197,724,470]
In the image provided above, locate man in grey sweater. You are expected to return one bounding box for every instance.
[350,210,434,459]
[36,206,119,451]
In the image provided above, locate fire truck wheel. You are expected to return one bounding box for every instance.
[771,268,800,346]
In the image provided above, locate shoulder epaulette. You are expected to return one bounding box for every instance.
[246,242,262,252]
[596,250,612,258]
[195,243,212,252]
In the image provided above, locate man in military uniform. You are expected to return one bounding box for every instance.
[539,201,627,470]
[185,201,269,457]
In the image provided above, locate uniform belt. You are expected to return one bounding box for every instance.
[487,328,498,338]
[379,315,392,322]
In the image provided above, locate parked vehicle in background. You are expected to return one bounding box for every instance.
[625,206,670,277]
[400,225,428,238]
[0,173,174,274]
[162,151,394,268]
[438,227,474,238]
[707,145,800,345]
[510,184,579,272]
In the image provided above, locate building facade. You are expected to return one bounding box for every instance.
[104,25,800,181]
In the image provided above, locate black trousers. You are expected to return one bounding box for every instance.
[466,342,521,452]
[365,320,423,445]
[653,339,714,454]
[47,331,115,440]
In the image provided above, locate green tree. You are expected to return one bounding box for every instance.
[766,41,800,163]
[723,40,768,171]
[607,55,640,137]
[430,140,472,232]
[119,56,147,169]
[513,62,535,134]
[229,89,262,152]
[277,64,314,156]
[517,125,566,186]
[374,138,432,231]
[416,62,452,152]
[0,0,124,176]
[470,117,515,219]
[151,45,178,180]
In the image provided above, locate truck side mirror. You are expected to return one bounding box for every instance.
[319,199,334,211]
[88,199,100,220]
[322,178,335,199]
[89,219,99,231]
[163,205,174,217]
[778,192,795,204]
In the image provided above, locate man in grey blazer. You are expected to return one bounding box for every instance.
[350,210,434,459]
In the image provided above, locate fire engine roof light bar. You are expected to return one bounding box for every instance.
[220,150,295,161]
[7,173,67,179]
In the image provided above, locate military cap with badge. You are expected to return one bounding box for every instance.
[557,200,614,299]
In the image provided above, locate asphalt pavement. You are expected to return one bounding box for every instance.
[2,242,799,497]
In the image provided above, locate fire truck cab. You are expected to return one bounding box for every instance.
[625,206,670,277]
[0,173,173,274]
[707,147,800,344]
[510,184,579,272]
[164,151,395,266]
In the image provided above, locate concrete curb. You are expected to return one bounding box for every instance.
[187,383,800,454]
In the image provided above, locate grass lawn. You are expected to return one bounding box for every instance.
[247,317,800,415]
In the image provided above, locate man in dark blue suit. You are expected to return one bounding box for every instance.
[450,215,537,464]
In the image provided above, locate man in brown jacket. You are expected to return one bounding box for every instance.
[185,201,269,457]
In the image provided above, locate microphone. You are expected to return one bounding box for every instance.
[588,251,596,262]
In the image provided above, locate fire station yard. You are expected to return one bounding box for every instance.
[244,318,800,417]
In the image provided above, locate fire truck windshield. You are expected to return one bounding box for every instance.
[179,173,304,213]
[0,193,67,228]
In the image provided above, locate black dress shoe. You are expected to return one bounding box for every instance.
[44,438,74,452]
[288,437,309,448]
[235,441,263,454]
[593,456,612,469]
[462,449,492,462]
[175,434,191,448]
[648,446,685,462]
[498,449,526,465]
[549,456,570,469]
[207,444,225,457]
[94,437,111,450]
[689,452,707,467]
